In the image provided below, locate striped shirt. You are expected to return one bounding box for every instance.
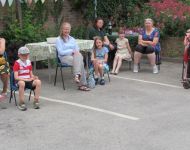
[13,59,32,79]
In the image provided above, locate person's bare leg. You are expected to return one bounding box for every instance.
[115,57,123,74]
[111,56,119,73]
[147,52,158,73]
[32,79,41,102]
[134,51,142,65]
[0,73,8,94]
[98,64,104,78]
[133,51,142,72]
[18,81,25,104]
[147,53,156,66]
[93,60,99,77]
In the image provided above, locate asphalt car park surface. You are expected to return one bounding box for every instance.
[1,61,190,150]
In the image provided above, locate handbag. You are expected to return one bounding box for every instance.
[87,74,95,89]
[0,56,6,65]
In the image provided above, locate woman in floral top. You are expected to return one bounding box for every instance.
[134,18,161,74]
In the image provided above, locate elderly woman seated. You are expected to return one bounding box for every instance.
[0,38,9,101]
[133,18,161,74]
[56,22,90,91]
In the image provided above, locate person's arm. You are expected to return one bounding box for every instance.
[184,36,190,46]
[103,47,109,63]
[142,37,159,46]
[56,38,74,56]
[126,41,132,54]
[104,36,110,45]
[138,35,145,45]
[14,71,33,82]
[91,51,96,61]
[104,53,108,63]
[0,38,5,55]
[142,30,159,46]
[30,71,38,80]
[104,36,115,50]
[73,39,80,52]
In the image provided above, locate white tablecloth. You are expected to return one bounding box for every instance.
[25,39,94,62]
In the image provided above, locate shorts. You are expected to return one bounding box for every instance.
[135,44,155,54]
[17,81,36,90]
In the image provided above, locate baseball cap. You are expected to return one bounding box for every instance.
[18,47,30,55]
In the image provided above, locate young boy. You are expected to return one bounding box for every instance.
[13,47,41,111]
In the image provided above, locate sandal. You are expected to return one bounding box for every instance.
[78,85,90,91]
[74,74,80,84]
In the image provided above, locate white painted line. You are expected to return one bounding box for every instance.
[24,93,139,121]
[111,75,182,89]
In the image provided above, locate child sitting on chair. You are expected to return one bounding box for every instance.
[111,30,132,75]
[91,36,109,85]
[13,47,41,111]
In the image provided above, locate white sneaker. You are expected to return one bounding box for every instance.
[153,65,158,74]
[133,65,139,73]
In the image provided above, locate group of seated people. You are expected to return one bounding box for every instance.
[0,17,161,111]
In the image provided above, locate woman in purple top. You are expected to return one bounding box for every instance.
[134,18,161,74]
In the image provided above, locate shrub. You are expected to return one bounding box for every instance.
[148,0,190,37]
[70,26,87,39]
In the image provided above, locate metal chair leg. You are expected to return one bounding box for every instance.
[9,90,13,103]
[129,61,132,70]
[54,66,58,86]
[107,72,111,82]
[29,90,32,101]
[13,91,17,106]
[60,67,66,90]
[158,65,160,71]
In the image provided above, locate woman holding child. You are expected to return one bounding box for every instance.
[133,18,161,74]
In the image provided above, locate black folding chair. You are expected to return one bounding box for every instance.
[54,50,73,90]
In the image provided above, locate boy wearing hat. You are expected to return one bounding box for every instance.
[13,47,41,111]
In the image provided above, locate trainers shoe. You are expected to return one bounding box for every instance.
[133,64,139,73]
[18,103,27,111]
[99,79,105,85]
[33,101,40,109]
[153,65,158,74]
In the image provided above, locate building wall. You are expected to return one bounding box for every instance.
[0,0,84,32]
